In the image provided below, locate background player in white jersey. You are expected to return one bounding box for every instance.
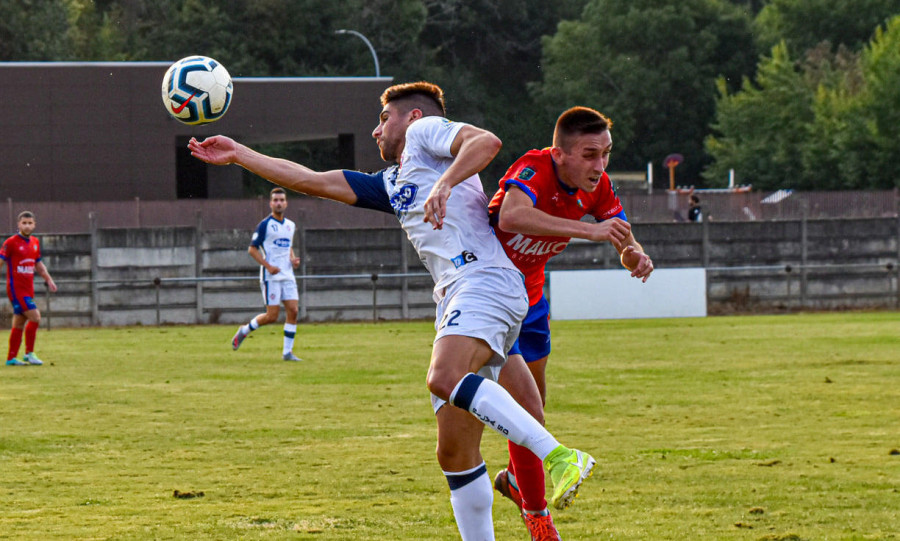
[231,187,303,361]
[189,81,594,540]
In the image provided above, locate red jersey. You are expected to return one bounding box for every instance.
[488,148,624,304]
[1,233,42,298]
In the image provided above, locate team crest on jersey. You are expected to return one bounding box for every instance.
[390,184,419,216]
[451,250,478,268]
[517,167,536,181]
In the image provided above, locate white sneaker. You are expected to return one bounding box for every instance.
[23,352,43,366]
[282,352,303,362]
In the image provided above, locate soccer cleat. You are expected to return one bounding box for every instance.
[522,510,562,541]
[231,327,247,351]
[282,352,303,362]
[493,468,524,511]
[6,358,27,366]
[545,447,596,510]
[23,352,43,366]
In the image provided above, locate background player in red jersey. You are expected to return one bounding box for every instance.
[487,107,654,534]
[1,211,57,366]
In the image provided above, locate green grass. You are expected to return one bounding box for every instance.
[1,312,898,540]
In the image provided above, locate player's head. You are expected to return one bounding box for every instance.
[690,194,700,205]
[17,211,35,236]
[551,106,613,193]
[373,81,446,162]
[269,187,287,216]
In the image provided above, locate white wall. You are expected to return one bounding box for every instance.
[548,268,707,320]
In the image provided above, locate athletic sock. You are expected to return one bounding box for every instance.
[509,441,548,512]
[24,321,38,353]
[7,327,23,360]
[282,323,296,355]
[241,317,260,336]
[449,373,560,461]
[444,463,494,540]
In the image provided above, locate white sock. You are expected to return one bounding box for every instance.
[241,317,260,336]
[450,373,560,461]
[444,463,494,541]
[283,323,297,355]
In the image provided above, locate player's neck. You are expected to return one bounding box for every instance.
[17,231,31,239]
[551,159,579,195]
[270,212,284,221]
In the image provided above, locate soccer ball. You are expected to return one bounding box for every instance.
[161,56,233,125]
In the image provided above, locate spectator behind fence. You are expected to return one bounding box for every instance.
[688,194,703,222]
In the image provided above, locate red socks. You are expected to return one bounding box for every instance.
[7,327,23,360]
[25,321,38,353]
[508,441,548,512]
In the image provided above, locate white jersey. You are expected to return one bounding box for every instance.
[344,116,520,299]
[250,215,296,282]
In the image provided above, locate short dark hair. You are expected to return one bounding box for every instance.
[270,187,286,198]
[553,106,612,151]
[380,82,446,117]
[17,211,34,221]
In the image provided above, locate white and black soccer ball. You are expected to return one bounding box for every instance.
[161,56,233,125]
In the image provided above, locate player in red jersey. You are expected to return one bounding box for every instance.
[1,211,57,366]
[487,107,654,538]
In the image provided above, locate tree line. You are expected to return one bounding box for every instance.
[2,0,898,191]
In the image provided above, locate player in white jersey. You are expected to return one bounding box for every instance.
[231,188,303,361]
[189,81,594,540]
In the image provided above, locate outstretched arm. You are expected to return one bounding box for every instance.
[423,125,502,229]
[499,186,653,281]
[498,187,631,244]
[188,136,358,205]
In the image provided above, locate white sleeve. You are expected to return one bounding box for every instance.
[407,116,466,159]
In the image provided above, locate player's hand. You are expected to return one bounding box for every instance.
[621,246,653,282]
[423,180,452,230]
[267,265,281,275]
[188,135,237,165]
[48,280,58,293]
[589,218,631,244]
[291,257,300,269]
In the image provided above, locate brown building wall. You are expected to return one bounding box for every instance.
[0,62,391,201]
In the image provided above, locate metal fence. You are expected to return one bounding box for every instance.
[33,272,433,329]
[28,261,899,329]
[4,190,898,234]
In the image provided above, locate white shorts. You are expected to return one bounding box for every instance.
[260,279,299,306]
[430,266,528,413]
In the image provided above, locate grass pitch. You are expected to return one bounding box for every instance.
[1,312,898,540]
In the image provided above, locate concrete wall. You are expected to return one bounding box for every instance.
[3,217,898,328]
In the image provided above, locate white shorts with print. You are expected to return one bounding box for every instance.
[430,266,528,413]
[260,279,299,306]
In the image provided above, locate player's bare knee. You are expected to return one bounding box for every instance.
[425,371,454,401]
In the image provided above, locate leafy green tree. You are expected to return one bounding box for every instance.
[0,0,73,60]
[708,16,900,190]
[533,0,756,185]
[415,0,589,187]
[704,43,813,190]
[798,45,869,190]
[754,0,900,56]
[855,15,900,188]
